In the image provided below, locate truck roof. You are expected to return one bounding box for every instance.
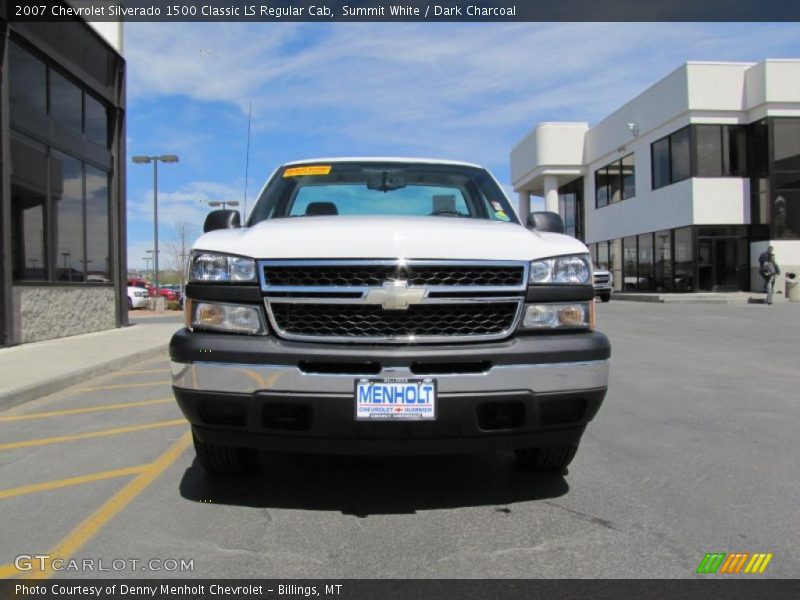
[282,157,483,169]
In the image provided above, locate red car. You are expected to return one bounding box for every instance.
[157,287,179,301]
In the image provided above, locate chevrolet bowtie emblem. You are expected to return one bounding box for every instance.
[364,281,427,310]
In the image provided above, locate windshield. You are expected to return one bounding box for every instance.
[247,161,518,225]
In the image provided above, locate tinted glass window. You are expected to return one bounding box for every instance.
[723,126,747,176]
[10,135,48,281]
[86,166,110,281]
[670,127,691,183]
[8,42,47,114]
[695,125,722,177]
[623,236,637,291]
[654,230,673,292]
[608,162,622,204]
[652,137,670,189]
[85,94,108,147]
[597,241,609,271]
[622,154,636,199]
[674,227,693,291]
[638,233,654,291]
[50,70,83,133]
[773,119,800,172]
[52,151,85,282]
[595,168,608,208]
[250,162,518,224]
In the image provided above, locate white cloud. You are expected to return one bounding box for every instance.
[126,22,800,172]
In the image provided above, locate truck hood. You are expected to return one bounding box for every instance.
[193,216,588,261]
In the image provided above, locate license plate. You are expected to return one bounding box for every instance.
[355,378,437,420]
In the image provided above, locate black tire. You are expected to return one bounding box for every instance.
[127,297,133,310]
[515,444,579,472]
[600,292,611,303]
[192,429,257,474]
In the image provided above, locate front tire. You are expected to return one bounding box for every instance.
[515,444,579,472]
[600,292,611,303]
[192,428,257,474]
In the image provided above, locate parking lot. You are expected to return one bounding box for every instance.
[0,302,798,579]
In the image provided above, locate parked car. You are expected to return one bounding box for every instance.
[593,265,613,302]
[157,287,179,302]
[127,286,149,310]
[170,158,611,475]
[127,278,155,296]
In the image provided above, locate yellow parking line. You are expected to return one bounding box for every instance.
[26,430,192,580]
[0,419,186,451]
[0,465,148,500]
[77,381,170,392]
[0,399,173,422]
[112,369,171,376]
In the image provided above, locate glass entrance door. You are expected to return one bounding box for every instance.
[698,237,748,292]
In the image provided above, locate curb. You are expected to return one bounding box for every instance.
[0,345,169,413]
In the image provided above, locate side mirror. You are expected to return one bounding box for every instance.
[203,209,241,233]
[527,211,565,234]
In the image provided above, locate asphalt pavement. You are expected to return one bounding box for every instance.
[0,302,798,579]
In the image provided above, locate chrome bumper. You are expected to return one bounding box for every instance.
[171,359,609,395]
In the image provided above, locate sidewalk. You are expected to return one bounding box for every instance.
[612,291,792,304]
[0,319,180,411]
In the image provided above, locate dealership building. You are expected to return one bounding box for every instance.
[0,10,126,346]
[512,60,800,294]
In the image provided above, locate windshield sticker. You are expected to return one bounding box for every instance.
[491,201,510,221]
[283,165,332,178]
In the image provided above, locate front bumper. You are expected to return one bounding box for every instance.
[170,329,610,455]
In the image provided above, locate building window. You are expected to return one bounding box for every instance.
[623,236,637,291]
[52,151,85,281]
[10,135,49,281]
[772,118,800,239]
[558,179,584,240]
[652,127,691,189]
[50,70,83,134]
[637,233,654,291]
[595,154,635,208]
[654,230,673,292]
[85,166,111,281]
[673,227,694,292]
[8,41,47,115]
[695,124,748,177]
[85,93,109,148]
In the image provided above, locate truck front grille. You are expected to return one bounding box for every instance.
[259,260,528,343]
[270,302,520,340]
[263,264,525,288]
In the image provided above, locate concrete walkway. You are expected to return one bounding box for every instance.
[0,319,180,411]
[613,291,794,304]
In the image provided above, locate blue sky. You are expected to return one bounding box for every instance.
[125,22,800,269]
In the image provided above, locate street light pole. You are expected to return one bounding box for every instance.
[133,154,179,293]
[153,158,159,290]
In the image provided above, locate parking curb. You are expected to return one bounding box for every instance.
[0,345,169,413]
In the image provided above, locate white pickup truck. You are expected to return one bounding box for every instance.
[170,158,610,475]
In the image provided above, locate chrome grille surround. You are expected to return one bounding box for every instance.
[259,260,528,344]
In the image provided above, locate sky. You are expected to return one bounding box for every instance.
[125,22,800,270]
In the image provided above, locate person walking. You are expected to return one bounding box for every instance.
[758,246,780,305]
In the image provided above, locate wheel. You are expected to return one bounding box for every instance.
[127,297,133,309]
[192,428,257,474]
[515,444,579,472]
[600,292,611,303]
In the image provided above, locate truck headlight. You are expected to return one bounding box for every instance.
[521,302,594,330]
[189,252,256,283]
[188,300,267,335]
[529,254,591,284]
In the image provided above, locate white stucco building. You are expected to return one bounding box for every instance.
[512,60,800,293]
